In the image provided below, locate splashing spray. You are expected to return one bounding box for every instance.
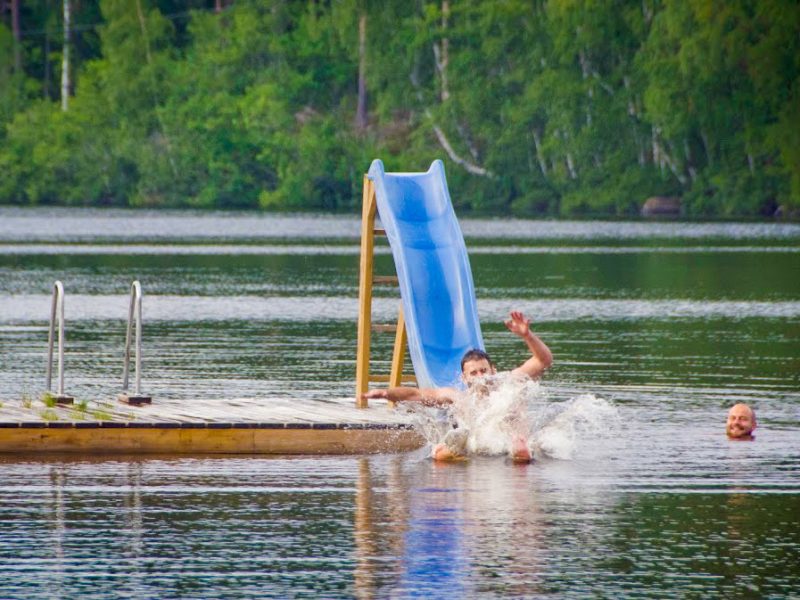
[403,373,619,461]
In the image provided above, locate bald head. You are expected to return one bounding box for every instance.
[726,403,756,439]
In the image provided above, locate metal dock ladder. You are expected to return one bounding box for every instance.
[45,280,74,404]
[355,174,416,408]
[119,280,152,405]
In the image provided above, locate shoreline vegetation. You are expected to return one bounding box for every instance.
[0,1,798,218]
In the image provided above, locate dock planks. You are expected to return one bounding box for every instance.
[0,397,425,455]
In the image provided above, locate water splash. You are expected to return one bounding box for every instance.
[529,394,620,460]
[453,374,541,456]
[403,373,619,460]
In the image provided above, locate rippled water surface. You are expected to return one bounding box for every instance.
[0,208,798,598]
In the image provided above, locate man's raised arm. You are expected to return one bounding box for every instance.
[505,311,553,380]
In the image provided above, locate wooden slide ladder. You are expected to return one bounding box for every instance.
[355,175,416,408]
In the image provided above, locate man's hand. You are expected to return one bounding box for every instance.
[361,389,389,401]
[504,310,531,338]
[507,309,553,379]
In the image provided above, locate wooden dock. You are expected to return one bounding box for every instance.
[0,397,425,455]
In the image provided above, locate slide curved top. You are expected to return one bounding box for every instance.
[368,159,484,389]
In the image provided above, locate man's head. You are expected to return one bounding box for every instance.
[460,349,496,386]
[726,403,757,439]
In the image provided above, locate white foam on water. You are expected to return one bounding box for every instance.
[529,393,620,460]
[453,374,542,456]
[403,373,619,460]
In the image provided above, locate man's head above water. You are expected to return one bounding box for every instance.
[460,349,497,386]
[726,403,757,440]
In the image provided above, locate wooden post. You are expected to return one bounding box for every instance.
[355,176,377,407]
[387,306,407,408]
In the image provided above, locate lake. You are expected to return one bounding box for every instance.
[0,207,798,598]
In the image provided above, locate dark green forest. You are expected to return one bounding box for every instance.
[0,0,798,216]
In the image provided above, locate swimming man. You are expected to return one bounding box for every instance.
[361,311,553,462]
[726,403,757,440]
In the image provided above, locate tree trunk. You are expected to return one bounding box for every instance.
[642,0,653,24]
[44,31,51,99]
[566,152,577,180]
[409,20,493,178]
[700,129,713,168]
[562,130,578,179]
[651,125,660,171]
[429,116,493,177]
[11,0,21,72]
[214,0,232,13]
[684,138,697,181]
[652,132,687,185]
[135,0,179,178]
[432,0,450,102]
[355,12,368,132]
[632,124,644,166]
[579,48,592,126]
[61,0,71,111]
[532,128,548,177]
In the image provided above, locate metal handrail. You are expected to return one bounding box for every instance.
[46,281,67,396]
[122,280,144,395]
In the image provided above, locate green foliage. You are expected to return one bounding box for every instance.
[72,399,89,420]
[0,0,797,216]
[41,391,56,407]
[91,407,112,421]
[39,408,59,421]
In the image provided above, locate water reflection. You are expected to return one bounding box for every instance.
[408,468,471,597]
[353,456,549,597]
[0,453,798,598]
[354,458,378,598]
[124,462,144,588]
[47,466,66,598]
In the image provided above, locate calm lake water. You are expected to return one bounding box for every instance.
[0,207,799,598]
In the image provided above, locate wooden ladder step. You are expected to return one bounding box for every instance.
[371,323,397,333]
[374,228,387,236]
[373,276,398,286]
[368,375,417,384]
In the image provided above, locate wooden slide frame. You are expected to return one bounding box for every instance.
[355,175,416,408]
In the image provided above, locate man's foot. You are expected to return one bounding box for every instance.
[510,437,533,464]
[432,443,467,461]
[444,427,469,453]
[432,428,469,461]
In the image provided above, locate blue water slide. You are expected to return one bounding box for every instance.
[368,159,484,389]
